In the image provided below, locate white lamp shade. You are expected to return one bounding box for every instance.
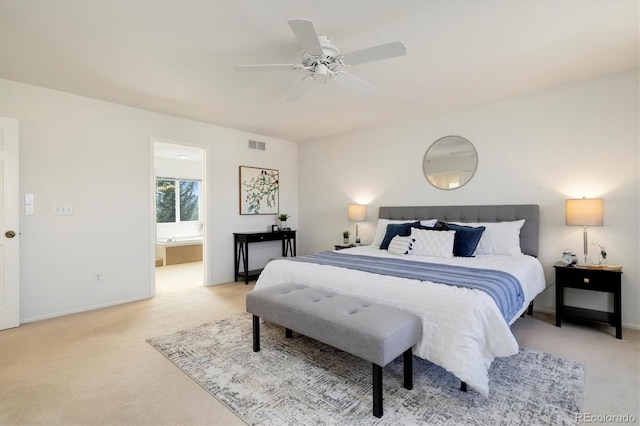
[348,204,367,222]
[566,198,603,226]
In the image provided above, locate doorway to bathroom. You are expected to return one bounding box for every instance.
[152,140,206,293]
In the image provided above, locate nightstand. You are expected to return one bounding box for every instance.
[334,244,356,251]
[554,262,623,339]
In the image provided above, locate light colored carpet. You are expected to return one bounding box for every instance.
[148,313,585,426]
[1,262,637,425]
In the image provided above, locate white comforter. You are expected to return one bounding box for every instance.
[254,245,546,396]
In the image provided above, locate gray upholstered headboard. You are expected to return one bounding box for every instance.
[378,205,539,257]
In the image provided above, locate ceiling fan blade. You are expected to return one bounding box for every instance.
[288,19,323,56]
[287,76,314,102]
[235,64,298,71]
[334,72,377,97]
[341,41,407,66]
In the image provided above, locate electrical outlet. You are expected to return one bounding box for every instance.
[93,272,103,284]
[54,204,73,215]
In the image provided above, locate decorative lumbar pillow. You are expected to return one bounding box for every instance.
[387,236,415,256]
[380,222,417,250]
[442,223,486,257]
[409,228,455,258]
[451,220,525,255]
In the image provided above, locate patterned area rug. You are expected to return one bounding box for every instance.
[147,313,584,425]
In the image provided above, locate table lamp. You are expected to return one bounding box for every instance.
[348,204,367,245]
[565,197,603,264]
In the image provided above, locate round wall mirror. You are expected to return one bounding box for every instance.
[423,135,478,190]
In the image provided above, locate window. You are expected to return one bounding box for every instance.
[156,178,200,223]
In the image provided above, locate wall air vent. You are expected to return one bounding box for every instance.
[248,140,266,151]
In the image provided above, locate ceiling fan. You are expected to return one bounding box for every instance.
[236,19,407,101]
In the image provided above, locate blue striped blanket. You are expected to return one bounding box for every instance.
[287,251,524,322]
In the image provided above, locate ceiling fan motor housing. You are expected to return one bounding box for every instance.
[301,36,342,75]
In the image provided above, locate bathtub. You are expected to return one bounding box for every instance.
[156,236,203,266]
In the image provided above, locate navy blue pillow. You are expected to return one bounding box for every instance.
[380,222,419,250]
[442,223,486,257]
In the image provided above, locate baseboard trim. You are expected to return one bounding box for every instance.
[20,297,640,331]
[20,295,152,324]
[531,307,640,331]
[532,307,555,315]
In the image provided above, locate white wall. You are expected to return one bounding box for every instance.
[0,79,298,322]
[3,71,637,327]
[298,71,639,328]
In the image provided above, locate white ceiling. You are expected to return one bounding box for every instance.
[1,1,638,143]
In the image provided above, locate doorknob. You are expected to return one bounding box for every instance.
[5,230,15,238]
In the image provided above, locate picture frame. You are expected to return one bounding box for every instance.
[271,225,279,232]
[239,166,279,215]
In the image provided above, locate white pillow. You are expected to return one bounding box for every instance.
[419,219,438,227]
[387,236,414,256]
[372,218,437,247]
[451,219,525,255]
[409,228,455,258]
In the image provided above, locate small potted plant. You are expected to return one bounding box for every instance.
[342,230,350,245]
[278,213,289,230]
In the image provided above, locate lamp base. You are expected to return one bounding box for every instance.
[582,227,588,265]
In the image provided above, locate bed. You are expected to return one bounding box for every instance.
[254,205,546,396]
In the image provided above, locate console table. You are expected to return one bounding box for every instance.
[234,230,296,284]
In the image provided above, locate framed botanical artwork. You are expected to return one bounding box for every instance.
[239,166,279,215]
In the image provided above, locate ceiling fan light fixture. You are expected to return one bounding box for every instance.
[314,63,328,76]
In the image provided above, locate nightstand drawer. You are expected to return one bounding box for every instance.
[555,268,617,291]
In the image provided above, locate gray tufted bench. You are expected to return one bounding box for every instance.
[246,283,422,418]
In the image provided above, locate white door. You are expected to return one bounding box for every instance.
[0,116,20,330]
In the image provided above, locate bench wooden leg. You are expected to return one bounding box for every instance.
[285,328,292,338]
[403,348,413,390]
[252,315,260,352]
[372,363,383,418]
